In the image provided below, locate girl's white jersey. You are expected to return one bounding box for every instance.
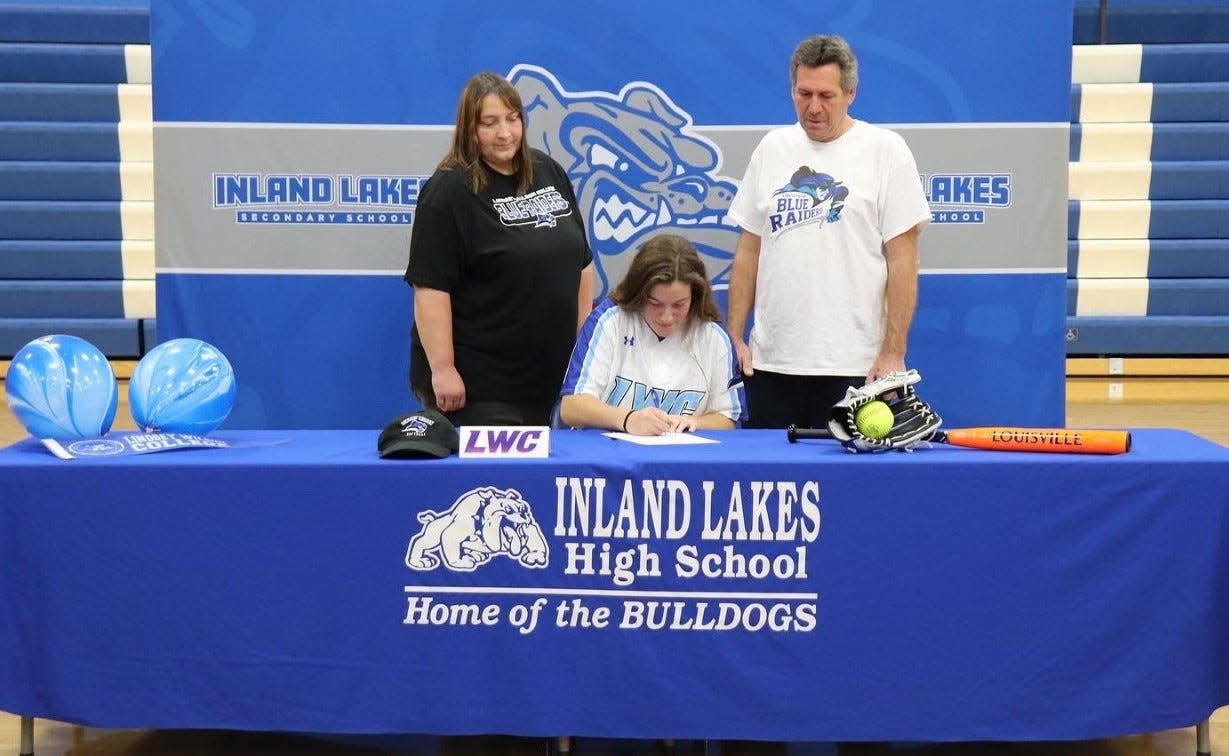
[561,299,742,422]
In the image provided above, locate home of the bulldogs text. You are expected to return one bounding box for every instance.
[403,594,817,634]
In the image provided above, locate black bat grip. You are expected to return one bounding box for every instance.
[786,425,835,443]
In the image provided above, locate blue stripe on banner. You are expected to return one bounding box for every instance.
[0,200,123,240]
[911,272,1066,428]
[0,281,126,318]
[1069,127,1081,161]
[1070,86,1082,123]
[1067,202,1080,239]
[154,273,415,430]
[1067,315,1229,354]
[151,1,1073,125]
[155,272,1066,430]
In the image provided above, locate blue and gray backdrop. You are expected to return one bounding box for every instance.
[152,0,1073,429]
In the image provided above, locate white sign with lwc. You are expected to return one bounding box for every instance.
[459,426,551,459]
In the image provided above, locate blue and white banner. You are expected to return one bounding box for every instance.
[152,0,1074,429]
[42,431,229,459]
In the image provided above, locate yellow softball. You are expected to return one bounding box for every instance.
[854,400,893,440]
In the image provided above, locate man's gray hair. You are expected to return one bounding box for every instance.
[790,35,859,93]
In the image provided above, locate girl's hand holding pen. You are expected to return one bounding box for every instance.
[625,406,696,435]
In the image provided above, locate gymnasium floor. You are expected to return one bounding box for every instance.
[2,382,1227,756]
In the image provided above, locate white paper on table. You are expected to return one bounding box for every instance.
[601,432,720,445]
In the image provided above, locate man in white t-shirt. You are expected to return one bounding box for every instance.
[726,34,931,429]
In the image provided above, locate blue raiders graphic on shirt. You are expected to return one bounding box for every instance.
[768,166,848,236]
[492,186,571,228]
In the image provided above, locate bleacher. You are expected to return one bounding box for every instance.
[0,0,153,360]
[1067,0,1229,400]
[1068,0,1229,360]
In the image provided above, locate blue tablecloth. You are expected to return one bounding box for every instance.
[1,428,1228,741]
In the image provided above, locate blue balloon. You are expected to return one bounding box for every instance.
[129,338,236,435]
[4,335,118,440]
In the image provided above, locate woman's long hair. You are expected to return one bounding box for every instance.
[439,71,534,195]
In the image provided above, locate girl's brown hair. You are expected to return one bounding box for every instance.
[611,234,721,328]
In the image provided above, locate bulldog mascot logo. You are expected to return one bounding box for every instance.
[405,486,549,572]
[509,64,740,299]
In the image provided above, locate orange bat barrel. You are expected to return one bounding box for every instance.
[941,427,1132,454]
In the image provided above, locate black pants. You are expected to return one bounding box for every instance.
[418,396,554,427]
[742,370,862,429]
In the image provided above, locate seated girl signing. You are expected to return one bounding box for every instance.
[559,234,742,435]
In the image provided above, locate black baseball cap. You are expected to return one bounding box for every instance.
[378,409,458,459]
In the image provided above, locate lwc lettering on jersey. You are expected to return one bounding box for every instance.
[608,378,704,415]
